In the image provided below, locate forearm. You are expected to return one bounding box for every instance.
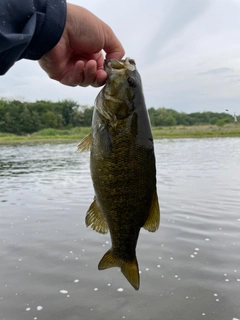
[0,0,66,75]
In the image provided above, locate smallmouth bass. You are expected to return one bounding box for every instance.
[77,58,160,290]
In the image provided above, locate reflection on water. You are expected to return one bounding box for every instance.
[0,138,240,320]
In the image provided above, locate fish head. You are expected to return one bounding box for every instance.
[95,58,142,121]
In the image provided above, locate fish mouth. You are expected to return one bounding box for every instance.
[104,57,136,74]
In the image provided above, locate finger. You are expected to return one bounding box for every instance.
[69,60,98,87]
[64,60,85,87]
[95,52,105,70]
[82,60,97,87]
[61,59,107,87]
[102,25,125,60]
[91,69,107,88]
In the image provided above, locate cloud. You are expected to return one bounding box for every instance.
[197,68,234,75]
[230,78,240,83]
[147,0,211,62]
[1,0,240,114]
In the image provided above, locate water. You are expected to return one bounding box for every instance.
[0,138,240,320]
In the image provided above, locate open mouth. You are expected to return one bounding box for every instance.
[105,57,136,72]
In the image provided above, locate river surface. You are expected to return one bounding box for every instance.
[0,138,240,320]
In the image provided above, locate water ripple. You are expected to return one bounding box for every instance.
[0,138,240,320]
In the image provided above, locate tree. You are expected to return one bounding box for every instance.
[148,107,157,126]
[60,99,79,125]
[42,111,58,128]
[216,118,231,127]
[0,98,238,134]
[164,115,176,126]
[83,106,94,126]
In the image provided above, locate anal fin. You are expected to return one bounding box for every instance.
[143,190,160,232]
[85,198,108,234]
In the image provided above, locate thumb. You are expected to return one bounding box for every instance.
[102,25,125,60]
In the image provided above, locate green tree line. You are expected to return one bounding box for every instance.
[0,98,238,134]
[148,107,238,127]
[0,99,93,134]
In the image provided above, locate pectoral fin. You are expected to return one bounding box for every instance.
[143,191,160,232]
[98,250,140,290]
[85,198,108,234]
[77,133,92,151]
[97,124,113,157]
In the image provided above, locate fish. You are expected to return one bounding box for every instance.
[77,57,160,290]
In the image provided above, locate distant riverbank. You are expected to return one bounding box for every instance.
[0,124,239,143]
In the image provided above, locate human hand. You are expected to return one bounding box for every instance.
[38,3,125,87]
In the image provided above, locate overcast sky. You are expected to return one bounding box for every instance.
[1,0,240,114]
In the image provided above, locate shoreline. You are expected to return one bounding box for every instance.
[0,124,239,144]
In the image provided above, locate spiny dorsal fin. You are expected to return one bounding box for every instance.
[143,190,160,232]
[77,133,92,152]
[85,198,108,234]
[98,250,140,290]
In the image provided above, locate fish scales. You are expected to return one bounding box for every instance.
[91,117,155,255]
[77,58,160,290]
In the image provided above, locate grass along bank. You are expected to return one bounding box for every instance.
[0,124,240,143]
[0,127,91,143]
[152,123,240,138]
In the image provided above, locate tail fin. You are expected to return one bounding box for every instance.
[98,249,140,290]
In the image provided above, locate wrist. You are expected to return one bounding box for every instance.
[26,0,67,60]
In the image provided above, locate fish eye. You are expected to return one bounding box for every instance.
[127,77,136,87]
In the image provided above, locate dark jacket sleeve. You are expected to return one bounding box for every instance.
[0,0,66,75]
